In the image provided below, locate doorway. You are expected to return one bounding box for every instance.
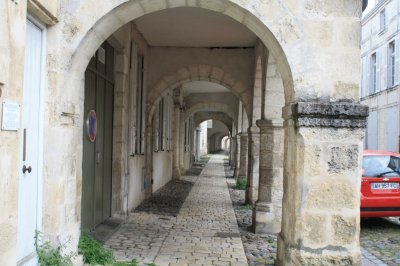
[17,18,45,265]
[81,42,114,230]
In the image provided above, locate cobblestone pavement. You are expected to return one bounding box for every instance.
[105,154,247,265]
[360,217,400,266]
[225,164,276,266]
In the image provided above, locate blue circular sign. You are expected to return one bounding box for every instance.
[86,110,97,142]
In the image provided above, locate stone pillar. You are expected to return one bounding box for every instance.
[253,119,284,234]
[179,109,185,173]
[195,128,201,161]
[172,104,181,178]
[234,134,241,176]
[277,102,368,265]
[230,136,237,169]
[145,123,154,198]
[238,133,248,177]
[246,126,260,205]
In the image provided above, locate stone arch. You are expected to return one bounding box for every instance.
[147,65,247,124]
[185,103,236,125]
[63,0,295,110]
[193,112,233,132]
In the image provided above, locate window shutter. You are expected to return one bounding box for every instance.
[366,54,371,95]
[361,57,367,97]
[163,96,167,151]
[381,46,387,90]
[129,41,138,155]
[140,58,146,154]
[396,37,400,85]
[376,51,381,92]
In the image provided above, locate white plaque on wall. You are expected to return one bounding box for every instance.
[2,101,20,131]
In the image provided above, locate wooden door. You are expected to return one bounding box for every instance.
[17,19,44,265]
[82,42,114,230]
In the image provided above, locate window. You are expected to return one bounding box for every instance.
[370,53,377,93]
[135,54,145,154]
[128,42,145,156]
[184,119,191,152]
[159,98,164,151]
[380,9,386,32]
[388,41,396,88]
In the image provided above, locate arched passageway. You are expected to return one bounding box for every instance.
[27,1,368,265]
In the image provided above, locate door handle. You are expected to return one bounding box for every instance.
[22,165,32,174]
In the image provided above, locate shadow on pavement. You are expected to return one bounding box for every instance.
[133,179,195,217]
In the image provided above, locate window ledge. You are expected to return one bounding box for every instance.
[378,28,387,35]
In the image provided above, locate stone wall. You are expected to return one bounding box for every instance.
[0,1,27,264]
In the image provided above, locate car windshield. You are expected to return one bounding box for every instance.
[362,155,400,177]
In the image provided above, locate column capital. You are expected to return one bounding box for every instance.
[237,132,248,137]
[247,125,260,135]
[256,119,283,129]
[283,101,369,128]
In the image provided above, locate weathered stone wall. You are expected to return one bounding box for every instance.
[0,1,27,264]
[278,102,368,265]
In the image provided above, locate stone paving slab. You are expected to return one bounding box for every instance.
[360,217,400,266]
[105,154,247,265]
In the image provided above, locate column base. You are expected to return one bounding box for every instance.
[253,202,280,234]
[277,233,361,266]
[172,168,181,179]
[245,185,258,205]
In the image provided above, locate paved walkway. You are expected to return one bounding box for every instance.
[104,153,397,266]
[104,154,247,266]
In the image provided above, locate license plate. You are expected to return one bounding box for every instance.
[371,183,399,190]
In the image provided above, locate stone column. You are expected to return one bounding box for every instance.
[238,133,248,177]
[230,136,237,169]
[234,134,241,176]
[195,128,201,161]
[246,126,260,205]
[253,119,284,234]
[172,104,181,178]
[179,109,185,173]
[145,123,154,198]
[277,102,368,265]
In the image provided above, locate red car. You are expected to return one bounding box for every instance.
[361,150,400,217]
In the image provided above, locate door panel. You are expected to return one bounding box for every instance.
[103,81,113,220]
[82,43,114,230]
[17,19,43,264]
[82,69,96,229]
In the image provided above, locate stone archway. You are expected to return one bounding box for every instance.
[44,1,367,264]
[147,65,249,125]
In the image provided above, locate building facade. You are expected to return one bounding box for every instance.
[361,0,400,151]
[1,0,368,265]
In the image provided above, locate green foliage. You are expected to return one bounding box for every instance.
[34,230,75,266]
[235,176,247,190]
[78,232,115,265]
[241,204,255,210]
